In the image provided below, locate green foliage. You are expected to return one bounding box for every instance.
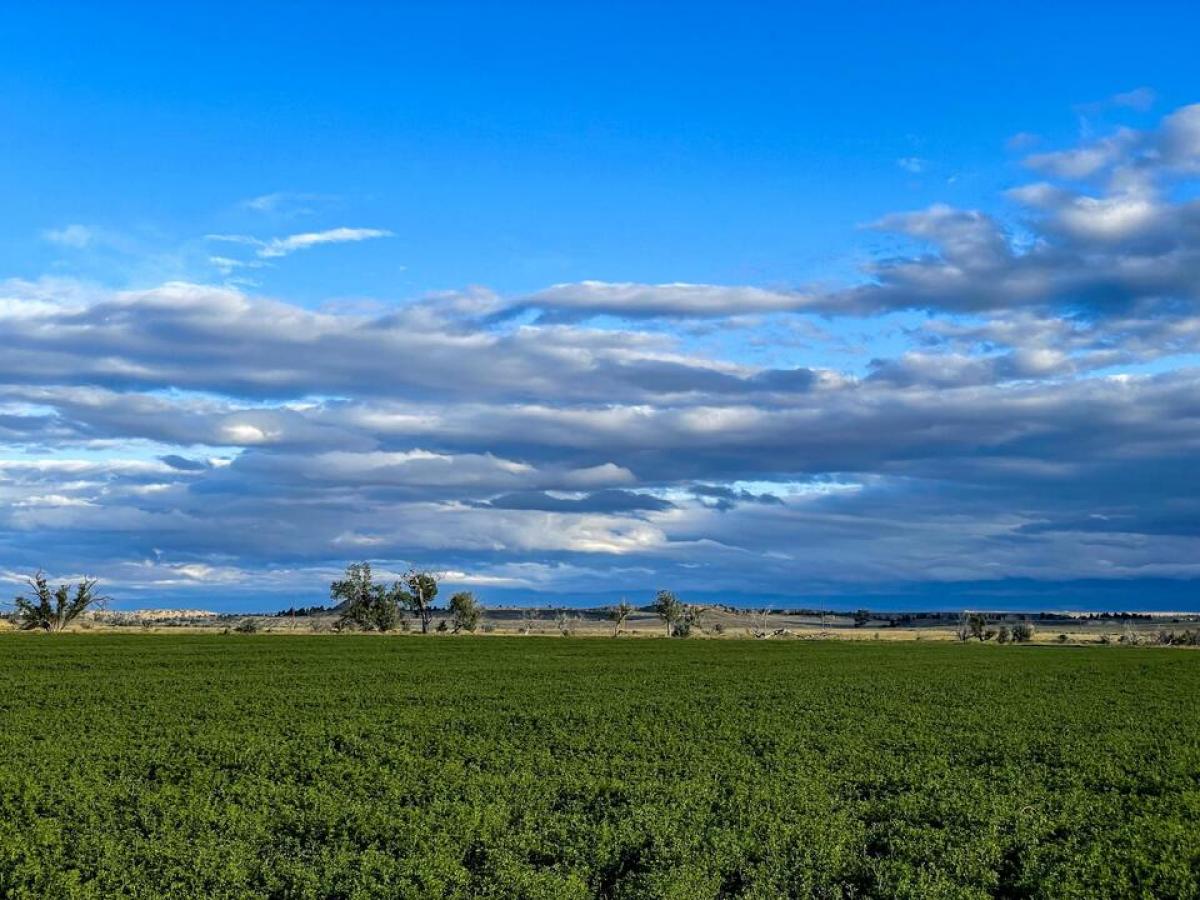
[652,590,683,637]
[675,604,706,638]
[10,572,106,632]
[0,637,1198,898]
[448,592,482,633]
[330,562,398,633]
[397,570,439,634]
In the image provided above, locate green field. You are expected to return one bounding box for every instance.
[0,637,1197,898]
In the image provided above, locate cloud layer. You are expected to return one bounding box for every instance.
[6,105,1200,609]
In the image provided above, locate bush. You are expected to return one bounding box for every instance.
[234,618,259,634]
[1011,621,1035,643]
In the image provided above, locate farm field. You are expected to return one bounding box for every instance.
[0,637,1198,898]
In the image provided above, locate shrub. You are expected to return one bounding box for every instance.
[1119,627,1142,646]
[234,618,259,634]
[1011,621,1035,643]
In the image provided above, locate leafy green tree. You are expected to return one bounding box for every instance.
[449,591,482,633]
[397,570,439,634]
[331,562,398,632]
[609,598,633,636]
[12,572,107,632]
[653,590,683,637]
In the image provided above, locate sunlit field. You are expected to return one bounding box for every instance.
[1,636,1197,898]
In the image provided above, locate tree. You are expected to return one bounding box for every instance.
[554,609,578,636]
[676,604,706,638]
[955,613,972,642]
[520,607,538,635]
[966,612,989,641]
[653,590,683,637]
[1011,621,1035,643]
[609,598,633,636]
[12,572,107,632]
[449,591,482,633]
[331,562,398,632]
[853,609,871,628]
[398,570,439,634]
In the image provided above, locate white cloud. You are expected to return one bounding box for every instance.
[42,224,96,248]
[520,280,816,319]
[257,227,393,258]
[205,226,392,265]
[1111,87,1156,111]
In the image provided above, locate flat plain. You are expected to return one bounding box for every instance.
[1,636,1197,898]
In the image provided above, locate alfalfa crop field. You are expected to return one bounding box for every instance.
[1,635,1197,899]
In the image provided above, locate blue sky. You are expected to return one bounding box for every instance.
[3,3,1200,610]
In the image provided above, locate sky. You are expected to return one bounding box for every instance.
[2,2,1200,611]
